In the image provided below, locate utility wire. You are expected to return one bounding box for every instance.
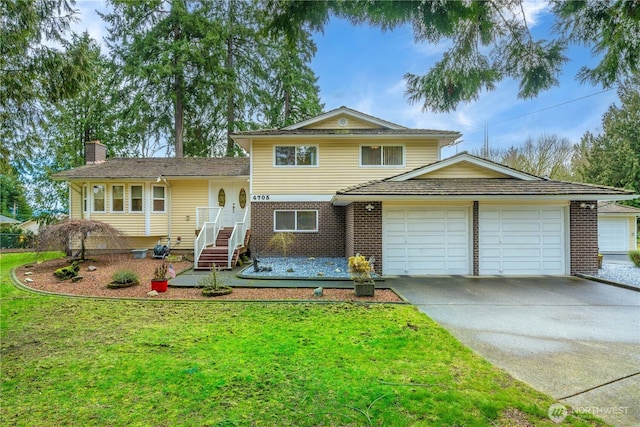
[484,88,615,129]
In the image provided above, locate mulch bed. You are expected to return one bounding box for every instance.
[13,254,403,302]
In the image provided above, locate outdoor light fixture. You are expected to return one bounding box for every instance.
[580,203,596,209]
[365,204,375,212]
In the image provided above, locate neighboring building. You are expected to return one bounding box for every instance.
[597,202,640,253]
[0,214,21,230]
[53,107,638,275]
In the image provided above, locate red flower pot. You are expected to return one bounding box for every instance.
[151,279,168,292]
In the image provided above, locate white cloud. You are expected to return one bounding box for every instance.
[521,0,551,27]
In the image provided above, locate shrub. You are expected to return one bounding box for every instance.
[108,270,140,289]
[267,232,295,260]
[199,268,232,297]
[629,250,640,267]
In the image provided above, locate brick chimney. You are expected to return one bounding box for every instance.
[85,140,106,164]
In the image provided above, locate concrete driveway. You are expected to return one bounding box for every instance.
[392,276,640,426]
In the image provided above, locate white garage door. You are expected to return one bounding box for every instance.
[383,207,470,275]
[479,206,565,275]
[598,218,628,252]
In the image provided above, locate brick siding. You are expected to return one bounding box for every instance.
[346,202,382,274]
[250,202,345,257]
[569,200,598,275]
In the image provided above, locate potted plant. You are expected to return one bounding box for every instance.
[151,262,169,292]
[348,253,375,297]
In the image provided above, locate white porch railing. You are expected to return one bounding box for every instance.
[194,207,222,267]
[227,205,250,268]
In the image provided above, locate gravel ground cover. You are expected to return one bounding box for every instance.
[14,254,400,302]
[594,263,640,288]
[240,256,380,279]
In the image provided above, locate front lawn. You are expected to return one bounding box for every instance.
[1,253,606,426]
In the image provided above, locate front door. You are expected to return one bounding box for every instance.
[210,181,247,227]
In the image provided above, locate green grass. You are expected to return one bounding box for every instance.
[1,253,607,426]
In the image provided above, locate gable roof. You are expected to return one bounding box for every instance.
[334,178,637,202]
[282,106,407,130]
[0,214,21,225]
[598,201,640,215]
[230,107,461,152]
[52,157,250,180]
[387,152,542,181]
[333,152,638,203]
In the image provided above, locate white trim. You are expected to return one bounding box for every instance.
[252,194,334,202]
[282,107,407,130]
[359,143,405,168]
[388,153,541,181]
[274,209,318,232]
[273,144,319,167]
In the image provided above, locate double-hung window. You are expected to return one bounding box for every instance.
[92,184,105,212]
[130,185,143,212]
[111,185,124,212]
[274,210,318,232]
[275,145,318,166]
[152,186,165,212]
[82,185,88,213]
[361,145,404,166]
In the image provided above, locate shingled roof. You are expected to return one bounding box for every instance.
[231,128,461,137]
[598,201,640,214]
[335,178,636,199]
[52,157,249,180]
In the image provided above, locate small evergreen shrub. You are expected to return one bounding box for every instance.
[199,268,233,297]
[108,269,140,289]
[629,250,640,267]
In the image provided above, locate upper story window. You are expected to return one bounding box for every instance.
[275,145,318,166]
[152,185,165,212]
[92,184,105,212]
[111,185,124,212]
[130,185,143,212]
[361,145,404,166]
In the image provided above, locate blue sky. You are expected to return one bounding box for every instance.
[74,1,619,158]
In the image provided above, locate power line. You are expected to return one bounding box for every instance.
[482,87,616,130]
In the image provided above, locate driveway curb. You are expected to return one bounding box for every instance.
[575,273,640,292]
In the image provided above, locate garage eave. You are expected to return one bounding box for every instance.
[332,193,639,204]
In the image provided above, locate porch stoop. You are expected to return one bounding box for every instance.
[196,227,251,270]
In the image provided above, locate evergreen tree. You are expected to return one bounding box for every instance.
[102,0,322,157]
[267,0,639,112]
[1,0,92,171]
[578,79,640,207]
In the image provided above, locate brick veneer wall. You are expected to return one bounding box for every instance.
[251,202,345,257]
[569,200,598,275]
[347,202,383,274]
[345,204,354,257]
